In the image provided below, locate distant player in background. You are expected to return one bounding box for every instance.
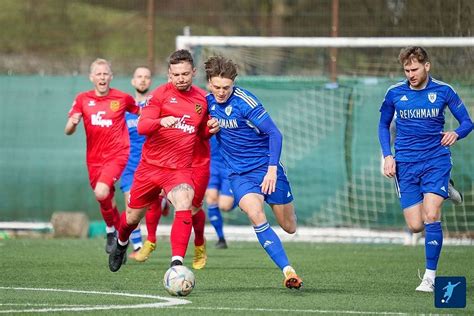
[108,49,219,272]
[120,66,168,261]
[379,46,473,292]
[206,136,236,249]
[65,58,139,255]
[205,56,303,289]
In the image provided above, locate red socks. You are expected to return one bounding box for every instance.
[170,210,193,258]
[118,211,138,243]
[98,192,119,229]
[192,209,206,246]
[145,197,163,243]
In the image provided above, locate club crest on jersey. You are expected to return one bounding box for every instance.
[195,104,203,114]
[225,105,232,116]
[428,92,437,103]
[110,100,120,112]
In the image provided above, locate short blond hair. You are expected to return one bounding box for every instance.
[90,58,112,74]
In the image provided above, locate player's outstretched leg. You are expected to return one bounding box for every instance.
[192,209,207,269]
[416,221,443,292]
[134,200,161,262]
[254,222,303,289]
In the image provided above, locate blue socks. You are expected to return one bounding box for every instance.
[208,204,224,239]
[254,222,290,270]
[130,227,143,250]
[425,221,443,270]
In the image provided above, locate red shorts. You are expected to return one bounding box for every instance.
[87,153,128,189]
[129,161,194,209]
[192,165,210,208]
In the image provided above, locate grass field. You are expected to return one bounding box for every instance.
[0,237,472,315]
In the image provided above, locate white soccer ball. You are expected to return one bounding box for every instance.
[163,265,195,296]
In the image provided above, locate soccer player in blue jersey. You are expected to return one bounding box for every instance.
[120,66,168,261]
[379,47,473,292]
[205,136,236,249]
[204,56,302,289]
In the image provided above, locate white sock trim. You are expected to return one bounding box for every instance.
[118,239,129,247]
[424,269,436,280]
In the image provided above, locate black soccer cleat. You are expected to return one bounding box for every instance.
[215,238,228,249]
[105,232,117,254]
[170,259,183,267]
[108,241,128,272]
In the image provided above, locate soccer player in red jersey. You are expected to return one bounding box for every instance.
[64,58,140,254]
[109,50,219,272]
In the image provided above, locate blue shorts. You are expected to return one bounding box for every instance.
[229,163,294,205]
[120,159,140,193]
[207,163,233,197]
[395,154,451,210]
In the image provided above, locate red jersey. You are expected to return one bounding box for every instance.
[192,136,210,167]
[68,88,138,164]
[138,82,208,169]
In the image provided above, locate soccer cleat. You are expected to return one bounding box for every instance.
[448,179,463,205]
[133,240,156,262]
[128,247,141,260]
[108,241,128,272]
[170,259,183,267]
[192,242,207,270]
[284,271,303,289]
[215,238,228,249]
[415,277,434,292]
[105,232,117,254]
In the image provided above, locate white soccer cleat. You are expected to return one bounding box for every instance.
[415,277,434,292]
[448,179,463,205]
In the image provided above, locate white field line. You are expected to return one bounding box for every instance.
[0,287,190,313]
[0,286,412,315]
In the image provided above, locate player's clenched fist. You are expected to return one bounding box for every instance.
[71,113,82,125]
[160,116,179,127]
[207,117,219,134]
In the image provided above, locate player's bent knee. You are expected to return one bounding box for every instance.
[281,221,297,234]
[424,213,441,224]
[407,223,424,233]
[94,188,110,201]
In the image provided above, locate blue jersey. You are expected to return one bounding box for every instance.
[207,86,271,174]
[209,136,223,169]
[125,100,146,169]
[380,77,467,162]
